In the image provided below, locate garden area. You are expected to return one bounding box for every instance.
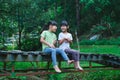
[0,0,120,80]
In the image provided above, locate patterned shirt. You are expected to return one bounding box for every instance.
[41,30,57,50]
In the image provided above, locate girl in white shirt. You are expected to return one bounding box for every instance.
[58,20,83,71]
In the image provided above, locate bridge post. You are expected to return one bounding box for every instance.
[11,63,16,77]
[3,62,7,71]
[89,61,92,68]
[47,61,51,70]
[58,61,61,68]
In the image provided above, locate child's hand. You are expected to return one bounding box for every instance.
[64,38,69,41]
[63,38,68,43]
[65,38,72,43]
[65,38,70,42]
[49,44,55,48]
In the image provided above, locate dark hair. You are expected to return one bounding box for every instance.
[61,20,68,26]
[43,20,57,30]
[47,20,57,27]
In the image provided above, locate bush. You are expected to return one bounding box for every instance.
[0,43,7,50]
[21,38,42,51]
[95,39,108,45]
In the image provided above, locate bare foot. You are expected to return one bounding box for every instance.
[53,65,62,73]
[68,60,74,65]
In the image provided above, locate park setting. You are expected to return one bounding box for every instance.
[0,0,120,80]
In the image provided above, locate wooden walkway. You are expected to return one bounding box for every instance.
[0,50,120,76]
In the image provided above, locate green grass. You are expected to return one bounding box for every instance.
[72,45,120,56]
[64,70,120,80]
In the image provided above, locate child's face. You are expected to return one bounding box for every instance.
[50,25,57,32]
[61,25,68,32]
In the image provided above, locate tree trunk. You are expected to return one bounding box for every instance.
[17,0,21,50]
[54,0,57,20]
[75,0,80,30]
[18,25,22,50]
[64,0,66,18]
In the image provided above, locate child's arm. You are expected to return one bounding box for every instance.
[59,38,72,44]
[65,38,72,43]
[53,40,57,47]
[40,37,55,48]
[65,33,73,43]
[59,38,66,44]
[58,33,65,44]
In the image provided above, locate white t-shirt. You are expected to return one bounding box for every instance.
[58,32,73,50]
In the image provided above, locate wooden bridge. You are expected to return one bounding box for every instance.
[0,50,120,76]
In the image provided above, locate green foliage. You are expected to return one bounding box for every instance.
[80,39,95,45]
[0,43,6,50]
[21,38,42,51]
[80,0,120,36]
[0,0,120,49]
[91,25,106,34]
[47,74,65,80]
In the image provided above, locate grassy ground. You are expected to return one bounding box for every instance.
[72,45,120,56]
